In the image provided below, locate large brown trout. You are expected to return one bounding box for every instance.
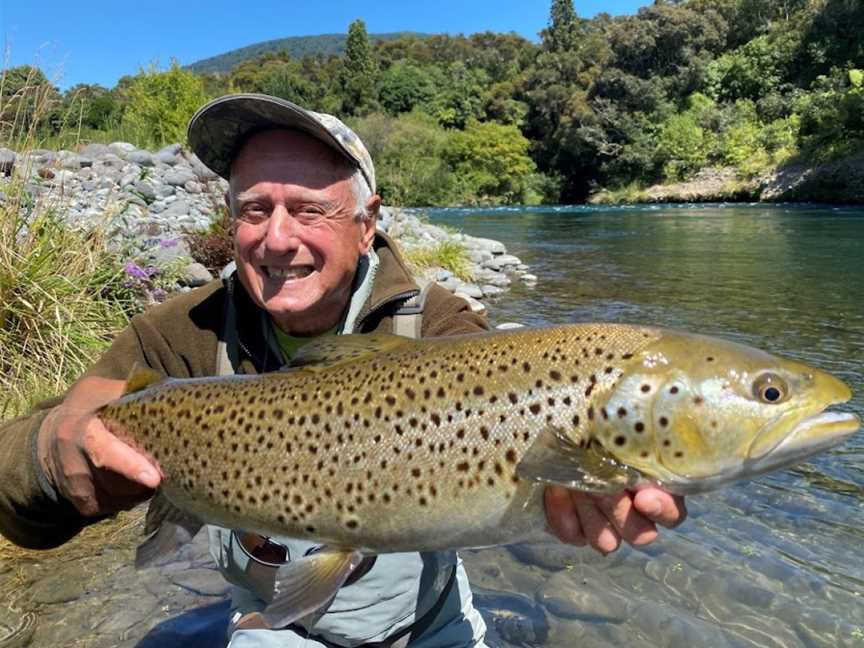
[99,324,859,627]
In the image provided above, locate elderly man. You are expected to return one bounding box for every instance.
[0,94,685,647]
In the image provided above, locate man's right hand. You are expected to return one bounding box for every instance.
[37,376,161,517]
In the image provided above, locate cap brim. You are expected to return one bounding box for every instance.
[187,93,361,180]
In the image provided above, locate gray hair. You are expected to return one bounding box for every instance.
[350,167,374,222]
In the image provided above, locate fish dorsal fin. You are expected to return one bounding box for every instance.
[287,333,417,370]
[516,426,642,494]
[124,364,164,395]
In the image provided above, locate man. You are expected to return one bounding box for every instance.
[0,94,685,646]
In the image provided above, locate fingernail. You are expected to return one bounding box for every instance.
[137,468,158,485]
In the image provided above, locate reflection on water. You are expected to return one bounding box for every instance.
[431,204,864,647]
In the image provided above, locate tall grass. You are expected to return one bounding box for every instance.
[0,65,137,421]
[403,240,474,282]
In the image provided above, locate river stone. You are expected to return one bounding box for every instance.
[155,150,179,165]
[184,180,203,194]
[109,141,137,156]
[57,151,83,170]
[161,198,193,219]
[495,254,521,267]
[481,285,505,297]
[164,168,197,187]
[185,152,218,181]
[133,180,157,202]
[95,593,159,635]
[0,148,17,175]
[454,292,486,315]
[454,283,483,299]
[536,571,630,623]
[181,262,214,287]
[149,237,192,265]
[467,236,506,255]
[95,153,124,169]
[29,571,87,604]
[169,568,229,597]
[521,273,538,283]
[126,150,155,167]
[80,143,112,157]
[496,322,524,330]
[508,543,583,571]
[629,600,733,648]
[473,587,549,647]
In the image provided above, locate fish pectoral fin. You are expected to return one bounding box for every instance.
[261,548,366,630]
[135,491,203,568]
[516,426,642,494]
[286,333,417,370]
[123,363,165,395]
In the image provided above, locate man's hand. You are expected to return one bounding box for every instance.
[37,376,161,517]
[544,484,686,554]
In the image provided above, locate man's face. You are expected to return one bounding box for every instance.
[228,129,378,335]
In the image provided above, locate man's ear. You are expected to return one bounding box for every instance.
[360,194,381,253]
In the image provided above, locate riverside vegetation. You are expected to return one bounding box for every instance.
[3,0,864,205]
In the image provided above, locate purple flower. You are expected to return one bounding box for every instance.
[124,261,150,279]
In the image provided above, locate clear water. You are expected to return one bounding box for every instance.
[429,204,864,647]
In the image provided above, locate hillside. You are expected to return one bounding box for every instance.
[187,32,429,74]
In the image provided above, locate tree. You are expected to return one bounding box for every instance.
[377,61,437,114]
[343,19,379,115]
[545,0,579,53]
[0,65,61,141]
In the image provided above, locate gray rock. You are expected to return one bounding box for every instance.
[95,153,125,169]
[184,180,203,194]
[164,169,197,186]
[169,568,229,596]
[467,236,506,255]
[453,292,486,315]
[536,571,630,623]
[521,273,538,283]
[29,572,87,604]
[467,248,494,264]
[0,148,17,176]
[481,285,505,297]
[149,201,167,214]
[155,149,180,165]
[126,150,155,167]
[181,262,214,287]
[184,151,219,181]
[161,198,193,219]
[455,282,484,299]
[149,237,192,264]
[437,277,460,292]
[120,171,139,187]
[80,143,112,157]
[94,593,159,635]
[435,268,454,282]
[158,143,183,156]
[496,322,525,330]
[133,180,157,202]
[109,141,137,155]
[57,151,83,170]
[495,253,521,267]
[155,182,176,197]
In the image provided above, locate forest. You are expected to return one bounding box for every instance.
[2,0,862,205]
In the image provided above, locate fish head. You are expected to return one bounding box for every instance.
[593,331,860,494]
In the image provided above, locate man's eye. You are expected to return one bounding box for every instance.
[240,207,268,223]
[296,209,326,222]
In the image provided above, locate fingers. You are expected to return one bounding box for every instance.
[632,485,687,529]
[593,493,658,548]
[82,425,161,489]
[544,486,586,545]
[573,493,621,554]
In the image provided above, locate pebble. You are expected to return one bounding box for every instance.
[169,568,230,597]
[536,570,630,622]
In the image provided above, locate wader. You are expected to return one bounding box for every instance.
[210,257,487,647]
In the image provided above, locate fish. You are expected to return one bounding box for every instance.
[98,324,860,628]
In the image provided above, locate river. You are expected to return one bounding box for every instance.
[1,204,861,647]
[429,203,864,647]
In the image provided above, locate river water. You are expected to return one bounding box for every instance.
[429,203,864,647]
[1,204,861,647]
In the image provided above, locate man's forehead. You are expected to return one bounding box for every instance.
[231,128,355,172]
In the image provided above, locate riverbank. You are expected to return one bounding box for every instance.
[0,143,535,315]
[589,153,864,205]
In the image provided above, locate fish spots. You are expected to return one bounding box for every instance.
[694,396,704,406]
[634,422,645,433]
[457,461,470,472]
[508,393,518,404]
[473,385,485,397]
[505,449,518,464]
[641,384,651,393]
[529,403,542,416]
[670,386,680,395]
[617,407,627,418]
[522,362,532,373]
[659,416,669,427]
[614,435,627,447]
[706,356,715,362]
[345,519,359,530]
[587,407,595,421]
[549,370,562,382]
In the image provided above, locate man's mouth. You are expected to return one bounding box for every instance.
[263,265,314,281]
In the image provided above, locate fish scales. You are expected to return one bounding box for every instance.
[100,323,859,554]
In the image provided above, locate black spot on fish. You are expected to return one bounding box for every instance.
[529,403,541,415]
[614,436,626,446]
[659,416,669,427]
[457,461,470,472]
[634,422,645,433]
[617,407,627,418]
[670,386,679,394]
[505,449,517,464]
[473,385,484,396]
[508,392,518,404]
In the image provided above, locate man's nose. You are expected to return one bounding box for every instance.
[263,208,300,253]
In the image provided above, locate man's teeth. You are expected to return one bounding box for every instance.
[265,266,312,280]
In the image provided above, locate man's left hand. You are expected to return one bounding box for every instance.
[544,484,686,554]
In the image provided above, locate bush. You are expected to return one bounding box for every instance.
[119,61,208,148]
[403,241,473,281]
[186,207,235,274]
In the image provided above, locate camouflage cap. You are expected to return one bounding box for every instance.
[187,93,376,193]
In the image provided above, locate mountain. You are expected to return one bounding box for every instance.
[187,32,430,75]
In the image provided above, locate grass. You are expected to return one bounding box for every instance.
[403,240,474,282]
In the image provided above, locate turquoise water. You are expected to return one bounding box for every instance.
[430,204,864,647]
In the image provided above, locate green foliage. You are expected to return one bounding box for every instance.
[444,119,541,204]
[186,207,235,274]
[795,69,864,161]
[378,61,437,114]
[119,61,208,147]
[544,0,580,53]
[350,111,455,206]
[0,65,62,145]
[343,19,379,115]
[403,241,473,282]
[0,181,134,419]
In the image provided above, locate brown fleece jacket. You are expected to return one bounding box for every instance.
[0,234,489,549]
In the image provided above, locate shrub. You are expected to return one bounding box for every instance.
[186,207,235,274]
[119,60,208,148]
[403,241,473,281]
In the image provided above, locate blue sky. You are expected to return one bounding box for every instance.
[2,1,648,90]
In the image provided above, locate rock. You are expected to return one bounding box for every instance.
[94,593,159,635]
[164,169,197,187]
[435,268,454,282]
[536,570,630,623]
[481,285,505,297]
[109,142,137,156]
[133,180,158,202]
[467,236,507,255]
[161,198,193,219]
[496,322,524,330]
[454,282,484,299]
[169,568,229,597]
[454,292,486,315]
[126,150,155,167]
[57,151,83,170]
[0,148,17,176]
[80,143,112,157]
[180,262,214,287]
[473,587,549,647]
[29,572,87,604]
[184,152,219,181]
[155,149,180,165]
[149,237,192,265]
[495,254,521,267]
[95,153,125,169]
[521,273,538,283]
[184,180,203,194]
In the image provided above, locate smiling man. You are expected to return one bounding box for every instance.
[0,94,685,647]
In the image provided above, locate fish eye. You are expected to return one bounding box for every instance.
[752,373,788,404]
